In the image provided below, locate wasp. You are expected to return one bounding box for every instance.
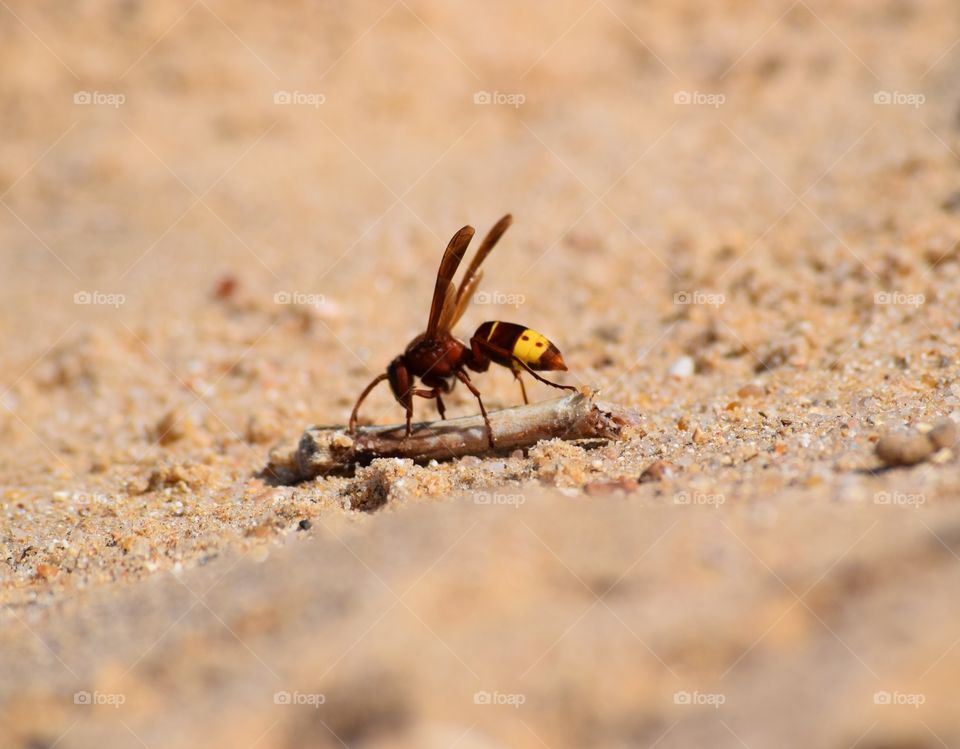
[348,214,576,448]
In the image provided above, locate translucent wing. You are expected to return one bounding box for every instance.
[451,214,513,326]
[434,281,459,336]
[449,270,483,328]
[426,225,475,336]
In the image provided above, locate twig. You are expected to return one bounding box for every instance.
[266,390,641,481]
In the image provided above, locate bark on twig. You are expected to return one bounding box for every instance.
[267,390,641,481]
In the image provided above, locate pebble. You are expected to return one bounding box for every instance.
[737,383,765,399]
[667,356,695,378]
[35,563,58,580]
[297,519,312,531]
[928,418,957,450]
[931,448,953,465]
[876,430,934,467]
[640,460,677,482]
[154,409,194,446]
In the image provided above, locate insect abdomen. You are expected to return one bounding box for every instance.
[474,321,567,371]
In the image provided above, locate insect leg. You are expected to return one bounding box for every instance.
[455,370,495,449]
[410,387,446,420]
[514,371,529,404]
[349,373,389,433]
[511,356,578,393]
[473,336,577,395]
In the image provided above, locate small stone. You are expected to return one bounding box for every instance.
[247,520,273,539]
[928,418,957,450]
[640,460,677,482]
[931,448,953,465]
[297,519,312,531]
[212,274,239,300]
[35,563,59,580]
[668,356,695,378]
[153,408,194,446]
[692,425,706,444]
[876,431,934,467]
[737,383,765,399]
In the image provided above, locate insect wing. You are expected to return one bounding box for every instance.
[427,225,474,335]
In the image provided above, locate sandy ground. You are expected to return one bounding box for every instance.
[3,1,960,747]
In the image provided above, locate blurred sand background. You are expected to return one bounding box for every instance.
[3,0,960,746]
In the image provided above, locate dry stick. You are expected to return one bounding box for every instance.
[277,390,641,480]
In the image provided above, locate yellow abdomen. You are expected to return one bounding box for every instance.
[511,328,552,369]
[475,321,567,372]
